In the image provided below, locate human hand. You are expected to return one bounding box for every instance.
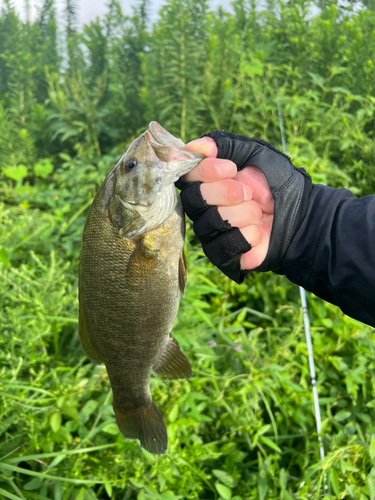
[177,130,312,283]
[183,137,274,271]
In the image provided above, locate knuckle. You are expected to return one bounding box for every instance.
[197,163,207,181]
[241,225,261,247]
[226,181,244,205]
[249,201,262,222]
[199,161,215,182]
[250,226,261,246]
[253,226,261,245]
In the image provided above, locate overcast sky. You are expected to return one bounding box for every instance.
[13,0,232,25]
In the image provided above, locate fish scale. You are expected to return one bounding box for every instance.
[78,122,204,454]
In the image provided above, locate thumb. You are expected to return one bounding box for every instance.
[183,137,218,157]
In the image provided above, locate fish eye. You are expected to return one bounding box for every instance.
[123,158,137,173]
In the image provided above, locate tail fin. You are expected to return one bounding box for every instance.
[114,401,168,455]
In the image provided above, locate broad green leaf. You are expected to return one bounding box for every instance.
[34,159,53,178]
[2,164,28,181]
[253,424,271,446]
[85,489,99,500]
[237,309,247,323]
[258,477,268,500]
[229,450,247,462]
[334,410,351,421]
[331,86,352,95]
[215,483,232,500]
[76,488,85,500]
[260,436,282,453]
[341,461,359,472]
[329,469,340,496]
[24,477,42,490]
[279,468,287,490]
[102,423,119,435]
[168,404,179,423]
[240,59,264,77]
[357,412,372,424]
[212,470,236,488]
[59,153,71,161]
[307,72,325,88]
[50,412,61,433]
[321,318,333,328]
[357,108,366,122]
[220,442,236,454]
[79,400,99,425]
[282,380,304,392]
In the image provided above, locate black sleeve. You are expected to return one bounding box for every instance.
[282,184,375,328]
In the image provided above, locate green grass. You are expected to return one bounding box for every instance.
[0,176,374,498]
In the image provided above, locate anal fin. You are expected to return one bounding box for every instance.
[79,309,102,364]
[153,334,192,379]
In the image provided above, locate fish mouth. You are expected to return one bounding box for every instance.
[114,122,205,208]
[145,123,206,186]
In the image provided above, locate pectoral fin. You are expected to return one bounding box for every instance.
[79,309,102,364]
[178,251,188,298]
[126,236,159,277]
[153,334,192,379]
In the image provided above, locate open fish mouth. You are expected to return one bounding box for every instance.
[148,121,185,149]
[146,122,205,186]
[115,123,205,207]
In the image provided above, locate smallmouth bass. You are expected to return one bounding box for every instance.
[78,122,204,454]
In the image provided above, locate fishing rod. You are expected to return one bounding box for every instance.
[274,78,328,496]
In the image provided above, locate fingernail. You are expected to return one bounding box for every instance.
[184,137,211,147]
[184,136,217,155]
[183,137,212,149]
[216,160,236,178]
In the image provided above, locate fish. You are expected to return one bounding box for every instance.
[78,122,204,454]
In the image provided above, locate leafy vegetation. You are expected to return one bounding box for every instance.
[0,0,375,498]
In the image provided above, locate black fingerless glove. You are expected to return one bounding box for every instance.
[176,131,312,283]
